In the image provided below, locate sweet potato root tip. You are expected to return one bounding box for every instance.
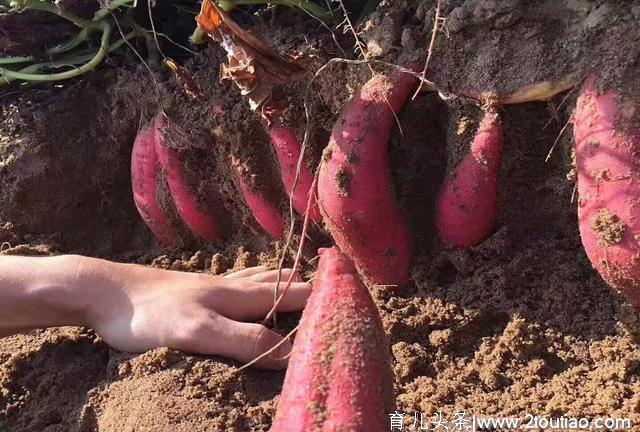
[131,123,176,246]
[268,126,322,222]
[461,73,582,105]
[232,160,285,239]
[153,114,219,242]
[436,111,503,248]
[270,247,394,432]
[574,77,640,307]
[499,73,582,104]
[318,70,417,288]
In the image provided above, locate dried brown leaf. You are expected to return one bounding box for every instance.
[196,0,308,111]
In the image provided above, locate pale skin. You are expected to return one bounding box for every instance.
[0,255,311,369]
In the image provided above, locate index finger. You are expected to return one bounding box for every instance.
[209,279,312,321]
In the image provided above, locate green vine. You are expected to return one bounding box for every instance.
[0,0,155,86]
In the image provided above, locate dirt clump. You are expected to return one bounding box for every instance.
[592,208,626,246]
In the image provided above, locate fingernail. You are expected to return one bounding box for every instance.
[275,340,293,359]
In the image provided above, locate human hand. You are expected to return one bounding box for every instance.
[82,259,311,369]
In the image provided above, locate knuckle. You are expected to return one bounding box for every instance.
[172,314,210,346]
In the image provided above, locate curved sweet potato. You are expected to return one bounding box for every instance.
[154,114,218,242]
[436,111,503,247]
[232,157,285,239]
[269,126,322,222]
[318,70,417,287]
[131,123,175,246]
[574,78,640,307]
[270,247,394,432]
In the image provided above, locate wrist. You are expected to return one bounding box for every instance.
[63,255,127,329]
[29,254,97,328]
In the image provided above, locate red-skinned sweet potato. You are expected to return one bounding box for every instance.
[318,70,417,287]
[232,157,285,239]
[574,77,640,307]
[131,123,176,246]
[436,111,503,247]
[154,114,219,242]
[270,247,394,432]
[269,126,322,222]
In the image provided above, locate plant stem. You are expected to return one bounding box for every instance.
[0,1,97,65]
[217,0,333,21]
[0,0,136,66]
[0,28,95,66]
[22,0,95,28]
[93,0,134,20]
[0,22,112,84]
[50,31,137,66]
[0,0,152,85]
[0,56,32,65]
[189,27,207,45]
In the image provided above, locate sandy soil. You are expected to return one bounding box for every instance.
[1,0,640,430]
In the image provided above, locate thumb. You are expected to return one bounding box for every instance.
[208,315,293,370]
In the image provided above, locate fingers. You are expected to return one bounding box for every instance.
[224,266,268,279]
[178,313,293,370]
[209,279,312,321]
[248,269,302,283]
[224,266,302,283]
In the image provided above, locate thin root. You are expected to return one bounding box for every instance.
[545,117,572,162]
[266,172,318,324]
[147,0,167,60]
[236,323,301,372]
[542,86,578,131]
[412,0,443,99]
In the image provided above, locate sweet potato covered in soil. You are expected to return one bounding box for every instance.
[131,114,221,246]
[131,122,176,246]
[318,69,417,288]
[437,111,503,247]
[154,114,219,243]
[270,247,394,432]
[268,126,322,222]
[574,78,640,307]
[232,156,285,239]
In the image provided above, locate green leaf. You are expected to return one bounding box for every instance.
[8,0,24,9]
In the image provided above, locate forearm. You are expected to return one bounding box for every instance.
[0,253,312,368]
[0,255,96,336]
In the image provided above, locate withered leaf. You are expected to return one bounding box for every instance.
[164,58,206,102]
[196,0,307,111]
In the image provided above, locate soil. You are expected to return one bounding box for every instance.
[2,0,640,431]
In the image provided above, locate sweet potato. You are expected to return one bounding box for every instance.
[318,70,416,287]
[232,157,285,239]
[131,123,175,246]
[269,126,322,222]
[154,114,218,242]
[574,78,640,307]
[270,247,394,432]
[436,111,503,247]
